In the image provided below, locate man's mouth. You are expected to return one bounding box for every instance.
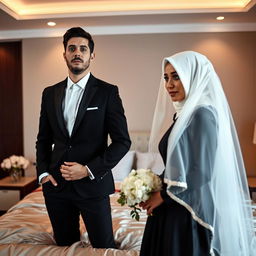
[72,58,83,63]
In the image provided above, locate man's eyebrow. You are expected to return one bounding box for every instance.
[68,44,88,47]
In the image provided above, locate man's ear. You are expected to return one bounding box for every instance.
[63,52,66,61]
[90,52,95,60]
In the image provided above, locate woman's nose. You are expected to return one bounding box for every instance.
[167,80,174,88]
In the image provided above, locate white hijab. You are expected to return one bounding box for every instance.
[149,51,255,255]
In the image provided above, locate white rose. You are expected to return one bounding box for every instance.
[4,159,12,169]
[130,169,137,176]
[23,159,29,169]
[10,155,19,165]
[18,156,25,166]
[21,159,29,169]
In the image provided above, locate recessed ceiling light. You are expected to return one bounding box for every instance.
[47,21,56,27]
[216,16,224,21]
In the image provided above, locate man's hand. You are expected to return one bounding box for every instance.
[60,162,88,181]
[41,174,58,186]
[139,191,164,215]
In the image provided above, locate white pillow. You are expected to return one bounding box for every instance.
[112,151,135,181]
[136,152,164,175]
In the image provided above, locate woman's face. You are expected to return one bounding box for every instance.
[164,63,185,102]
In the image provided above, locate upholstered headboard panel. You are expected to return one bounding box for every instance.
[111,131,165,180]
[129,131,150,153]
[108,131,150,153]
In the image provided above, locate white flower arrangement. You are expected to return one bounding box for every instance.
[1,155,29,172]
[117,169,162,221]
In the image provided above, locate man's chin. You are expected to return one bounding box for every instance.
[70,68,85,75]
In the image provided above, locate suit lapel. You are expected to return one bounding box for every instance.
[54,79,69,138]
[71,74,98,137]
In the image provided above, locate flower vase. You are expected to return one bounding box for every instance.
[10,168,22,182]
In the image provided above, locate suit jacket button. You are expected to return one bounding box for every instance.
[69,145,72,149]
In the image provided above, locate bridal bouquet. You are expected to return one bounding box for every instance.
[117,169,162,221]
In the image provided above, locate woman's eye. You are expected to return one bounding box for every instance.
[164,76,168,82]
[172,75,180,81]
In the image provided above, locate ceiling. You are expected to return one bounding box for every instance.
[0,0,255,40]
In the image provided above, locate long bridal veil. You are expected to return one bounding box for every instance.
[149,51,256,255]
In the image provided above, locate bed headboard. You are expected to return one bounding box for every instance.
[108,131,150,153]
[129,131,150,152]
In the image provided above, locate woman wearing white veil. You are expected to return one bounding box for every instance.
[140,51,255,256]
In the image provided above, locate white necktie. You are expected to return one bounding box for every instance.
[64,84,82,136]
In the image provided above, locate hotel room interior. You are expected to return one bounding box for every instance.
[0,0,255,255]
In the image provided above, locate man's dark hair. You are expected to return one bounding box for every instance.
[63,27,94,53]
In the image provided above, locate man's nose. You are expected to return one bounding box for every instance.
[74,48,82,55]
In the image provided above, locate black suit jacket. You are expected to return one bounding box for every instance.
[36,74,131,198]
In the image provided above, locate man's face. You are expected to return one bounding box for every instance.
[63,37,93,75]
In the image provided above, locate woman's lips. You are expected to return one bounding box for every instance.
[169,91,178,97]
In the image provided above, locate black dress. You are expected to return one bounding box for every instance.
[140,115,212,256]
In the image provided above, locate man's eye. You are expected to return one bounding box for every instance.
[68,46,76,52]
[80,47,87,52]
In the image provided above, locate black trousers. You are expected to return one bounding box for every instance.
[43,181,116,248]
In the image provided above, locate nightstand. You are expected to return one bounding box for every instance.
[0,176,38,212]
[248,177,256,201]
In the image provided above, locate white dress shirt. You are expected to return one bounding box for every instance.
[39,72,94,183]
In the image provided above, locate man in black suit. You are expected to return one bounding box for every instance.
[36,27,131,248]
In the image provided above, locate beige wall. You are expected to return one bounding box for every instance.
[22,32,256,176]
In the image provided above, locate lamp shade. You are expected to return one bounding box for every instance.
[253,122,256,144]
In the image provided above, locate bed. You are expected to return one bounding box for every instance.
[0,131,255,256]
[0,131,160,256]
[0,186,147,256]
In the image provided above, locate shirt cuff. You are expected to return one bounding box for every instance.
[39,172,50,184]
[85,165,95,180]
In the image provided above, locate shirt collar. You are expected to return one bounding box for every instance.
[67,72,91,90]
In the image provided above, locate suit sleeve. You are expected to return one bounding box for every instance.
[86,86,131,178]
[36,88,53,178]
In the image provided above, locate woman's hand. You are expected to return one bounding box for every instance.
[140,191,164,215]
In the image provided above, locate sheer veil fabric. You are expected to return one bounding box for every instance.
[149,51,256,255]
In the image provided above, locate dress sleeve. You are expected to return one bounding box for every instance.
[162,107,218,203]
[185,107,218,189]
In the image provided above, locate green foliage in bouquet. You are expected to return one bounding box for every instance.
[117,191,142,221]
[117,169,162,221]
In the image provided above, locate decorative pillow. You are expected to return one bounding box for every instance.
[135,152,164,175]
[111,151,135,181]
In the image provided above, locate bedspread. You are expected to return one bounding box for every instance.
[0,190,147,256]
